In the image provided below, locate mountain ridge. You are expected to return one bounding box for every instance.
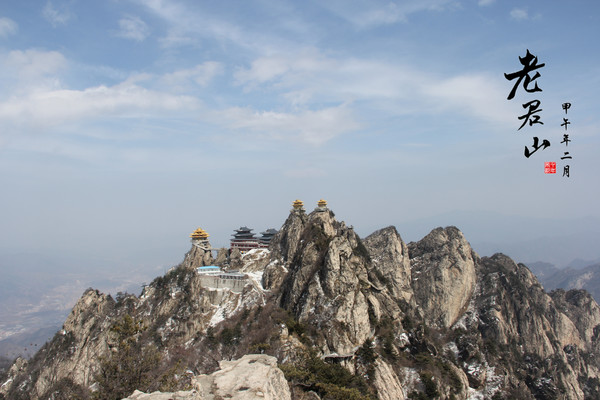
[2,205,599,399]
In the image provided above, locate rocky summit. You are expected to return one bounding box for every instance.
[2,204,600,400]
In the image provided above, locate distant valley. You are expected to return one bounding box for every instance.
[0,252,166,359]
[527,259,600,302]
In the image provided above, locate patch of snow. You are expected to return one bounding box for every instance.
[243,248,269,258]
[397,332,410,348]
[444,341,459,359]
[466,361,482,378]
[209,308,225,326]
[245,271,264,289]
[467,388,486,400]
[399,367,421,398]
[170,287,181,299]
[156,317,177,342]
[466,364,503,400]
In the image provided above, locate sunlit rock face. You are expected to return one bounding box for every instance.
[408,226,477,329]
[4,204,600,400]
[265,209,373,354]
[364,226,413,306]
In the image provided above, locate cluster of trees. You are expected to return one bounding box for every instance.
[93,314,185,399]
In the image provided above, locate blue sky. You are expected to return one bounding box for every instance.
[0,0,599,273]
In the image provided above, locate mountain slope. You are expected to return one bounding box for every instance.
[2,205,600,400]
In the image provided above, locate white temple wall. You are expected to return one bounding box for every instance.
[199,275,247,293]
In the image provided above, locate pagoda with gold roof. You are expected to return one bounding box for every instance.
[190,227,211,250]
[316,199,328,212]
[190,228,209,240]
[292,199,305,213]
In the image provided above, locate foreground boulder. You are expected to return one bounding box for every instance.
[123,354,291,400]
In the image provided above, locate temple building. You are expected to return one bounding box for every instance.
[196,266,247,293]
[315,199,328,212]
[292,199,305,213]
[230,226,278,253]
[190,227,211,250]
[259,229,278,246]
[230,226,259,253]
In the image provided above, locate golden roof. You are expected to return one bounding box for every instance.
[292,199,304,209]
[317,199,327,207]
[190,228,209,239]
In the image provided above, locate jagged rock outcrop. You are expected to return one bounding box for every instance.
[264,209,374,355]
[27,289,114,397]
[239,248,271,273]
[0,357,27,395]
[363,226,416,324]
[372,359,405,400]
[452,253,600,399]
[268,209,308,264]
[364,226,413,306]
[469,254,581,356]
[4,205,600,400]
[550,288,600,350]
[409,226,477,328]
[181,245,214,269]
[214,248,228,267]
[123,354,291,400]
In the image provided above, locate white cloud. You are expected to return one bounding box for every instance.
[422,73,515,124]
[161,62,223,89]
[0,49,67,86]
[235,56,291,84]
[135,0,240,46]
[134,0,289,55]
[236,50,428,103]
[359,2,407,26]
[0,82,199,131]
[218,105,360,146]
[43,1,73,27]
[158,32,196,48]
[116,16,150,41]
[235,50,515,128]
[320,0,455,28]
[0,17,18,37]
[478,0,495,6]
[3,49,67,74]
[510,8,528,21]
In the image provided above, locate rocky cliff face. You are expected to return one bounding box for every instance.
[409,226,477,329]
[3,206,600,400]
[264,209,376,355]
